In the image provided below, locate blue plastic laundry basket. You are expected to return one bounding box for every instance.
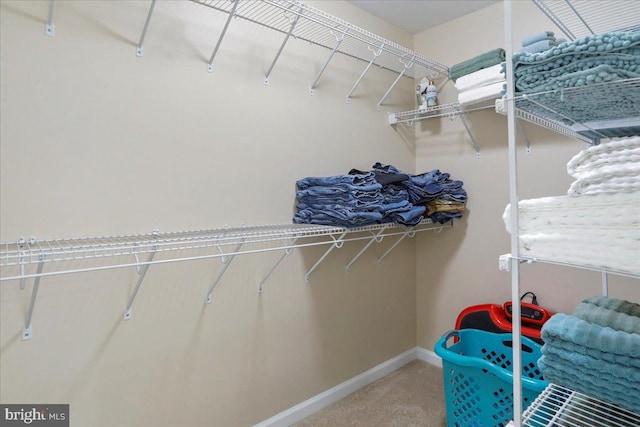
[435,329,547,427]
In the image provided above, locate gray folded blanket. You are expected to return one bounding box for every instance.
[449,48,506,82]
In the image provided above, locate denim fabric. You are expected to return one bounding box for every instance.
[293,163,467,227]
[387,205,426,226]
[296,172,377,189]
[294,207,383,227]
[296,183,382,197]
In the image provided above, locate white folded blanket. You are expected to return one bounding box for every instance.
[503,192,640,276]
[567,136,640,177]
[568,163,640,195]
[458,81,505,106]
[454,63,505,92]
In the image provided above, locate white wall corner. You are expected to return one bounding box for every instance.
[417,346,442,368]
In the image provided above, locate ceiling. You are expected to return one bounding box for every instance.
[347,0,501,34]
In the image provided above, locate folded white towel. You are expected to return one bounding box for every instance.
[458,81,505,106]
[454,63,505,92]
[567,136,640,177]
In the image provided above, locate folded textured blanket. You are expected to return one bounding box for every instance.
[454,63,505,92]
[503,193,640,274]
[581,295,640,317]
[539,356,640,414]
[458,81,505,106]
[541,313,640,358]
[541,344,640,383]
[567,136,640,177]
[543,334,640,369]
[568,162,640,195]
[522,31,555,47]
[574,302,640,334]
[449,48,506,82]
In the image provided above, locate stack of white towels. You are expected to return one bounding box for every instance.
[503,136,640,276]
[454,63,506,106]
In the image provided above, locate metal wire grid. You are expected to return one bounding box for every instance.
[390,99,497,125]
[0,220,437,274]
[523,384,640,427]
[513,77,640,144]
[532,0,640,41]
[190,0,449,78]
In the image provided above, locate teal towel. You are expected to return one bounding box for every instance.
[582,295,640,317]
[541,343,640,383]
[522,31,555,46]
[573,300,640,334]
[541,313,640,358]
[543,334,640,368]
[539,356,640,414]
[517,39,558,54]
[449,48,506,82]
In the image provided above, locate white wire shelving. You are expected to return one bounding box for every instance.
[137,0,449,107]
[522,384,640,427]
[504,1,640,427]
[1,219,450,340]
[389,99,498,157]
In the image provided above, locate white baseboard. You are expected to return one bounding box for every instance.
[253,346,441,427]
[416,346,442,368]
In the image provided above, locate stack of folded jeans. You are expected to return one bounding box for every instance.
[374,164,467,224]
[293,163,467,227]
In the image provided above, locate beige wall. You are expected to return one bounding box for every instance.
[0,1,418,426]
[414,1,640,351]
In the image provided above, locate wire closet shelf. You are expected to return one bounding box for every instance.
[190,0,449,79]
[522,384,640,427]
[0,220,445,281]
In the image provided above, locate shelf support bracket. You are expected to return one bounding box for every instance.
[309,28,346,95]
[136,0,157,57]
[377,54,415,110]
[206,240,244,304]
[45,0,56,36]
[516,118,531,154]
[258,238,298,293]
[124,247,157,320]
[305,231,347,283]
[346,43,383,104]
[377,227,417,265]
[207,0,240,72]
[22,255,46,341]
[264,4,304,85]
[457,111,481,158]
[345,228,386,272]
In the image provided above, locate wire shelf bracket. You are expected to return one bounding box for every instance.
[136,0,156,57]
[258,237,298,293]
[205,240,244,304]
[309,28,346,95]
[123,247,157,320]
[344,228,386,273]
[22,255,46,341]
[305,231,347,283]
[264,3,303,86]
[45,0,56,36]
[207,0,239,72]
[377,55,415,110]
[346,43,383,104]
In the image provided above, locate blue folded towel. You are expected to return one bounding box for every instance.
[517,39,558,54]
[541,313,640,358]
[541,343,640,383]
[582,295,640,317]
[543,334,640,368]
[522,31,555,46]
[539,356,640,414]
[574,302,640,335]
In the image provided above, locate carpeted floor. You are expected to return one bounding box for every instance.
[294,360,447,427]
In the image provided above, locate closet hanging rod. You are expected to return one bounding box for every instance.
[0,220,444,281]
[190,0,448,77]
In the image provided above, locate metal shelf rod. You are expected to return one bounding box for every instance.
[45,0,56,36]
[258,238,297,293]
[309,29,346,94]
[345,228,385,273]
[207,0,239,72]
[123,248,157,320]
[263,3,303,85]
[206,240,244,303]
[346,43,382,103]
[22,256,45,341]
[136,0,156,57]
